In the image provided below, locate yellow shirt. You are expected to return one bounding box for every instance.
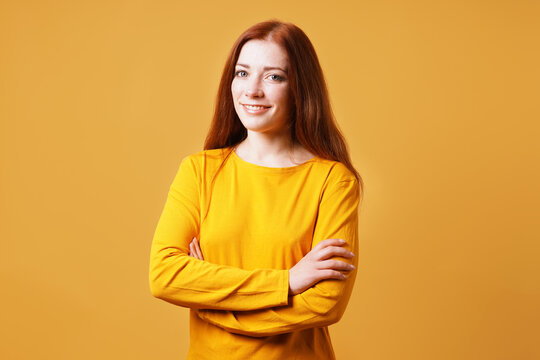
[149,146,360,360]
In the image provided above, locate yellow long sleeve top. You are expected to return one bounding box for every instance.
[149,146,360,360]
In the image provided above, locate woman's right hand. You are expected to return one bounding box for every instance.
[288,238,355,296]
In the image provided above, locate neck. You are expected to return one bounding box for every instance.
[237,129,297,162]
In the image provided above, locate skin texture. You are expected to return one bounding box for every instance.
[188,39,355,295]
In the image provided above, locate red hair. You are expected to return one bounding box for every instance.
[203,20,363,193]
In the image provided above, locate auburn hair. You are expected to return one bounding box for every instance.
[203,19,363,193]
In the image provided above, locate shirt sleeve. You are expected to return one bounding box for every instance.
[195,176,361,337]
[148,155,290,311]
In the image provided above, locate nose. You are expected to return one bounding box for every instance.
[245,77,263,98]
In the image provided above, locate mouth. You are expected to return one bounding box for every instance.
[241,103,272,114]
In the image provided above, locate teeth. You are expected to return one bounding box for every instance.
[244,105,268,110]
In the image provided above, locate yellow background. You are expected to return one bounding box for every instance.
[1,0,538,359]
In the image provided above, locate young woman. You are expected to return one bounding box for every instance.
[149,20,364,360]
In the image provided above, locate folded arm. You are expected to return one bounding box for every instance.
[149,156,290,311]
[196,177,361,337]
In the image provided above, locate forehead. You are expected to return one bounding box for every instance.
[236,40,289,69]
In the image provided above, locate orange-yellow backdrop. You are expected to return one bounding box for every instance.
[1,0,538,359]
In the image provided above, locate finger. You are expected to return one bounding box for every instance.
[190,241,200,260]
[313,238,345,251]
[318,259,355,271]
[189,241,196,258]
[194,238,204,260]
[316,246,355,261]
[317,269,348,281]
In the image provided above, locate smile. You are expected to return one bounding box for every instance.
[241,104,272,114]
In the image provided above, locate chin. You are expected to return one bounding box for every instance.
[235,110,289,134]
[240,121,274,133]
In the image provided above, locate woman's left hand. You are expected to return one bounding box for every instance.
[188,237,204,260]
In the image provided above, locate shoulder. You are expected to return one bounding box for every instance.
[312,158,357,184]
[180,147,230,166]
[181,148,227,164]
[178,147,231,179]
[309,158,360,204]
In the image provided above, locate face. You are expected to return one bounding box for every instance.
[231,39,292,136]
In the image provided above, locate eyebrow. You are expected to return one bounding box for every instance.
[236,63,288,73]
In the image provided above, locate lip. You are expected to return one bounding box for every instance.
[241,103,272,107]
[241,103,272,114]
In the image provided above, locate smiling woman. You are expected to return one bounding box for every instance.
[149,19,364,360]
[231,40,292,137]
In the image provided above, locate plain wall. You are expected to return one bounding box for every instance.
[1,0,538,359]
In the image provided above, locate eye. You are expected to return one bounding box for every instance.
[235,70,247,77]
[269,74,284,81]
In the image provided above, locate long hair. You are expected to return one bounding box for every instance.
[203,20,363,193]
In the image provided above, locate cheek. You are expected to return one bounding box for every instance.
[231,80,241,98]
[275,87,291,109]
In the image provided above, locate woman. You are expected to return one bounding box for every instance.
[149,19,364,360]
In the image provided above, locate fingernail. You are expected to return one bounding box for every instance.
[339,239,345,244]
